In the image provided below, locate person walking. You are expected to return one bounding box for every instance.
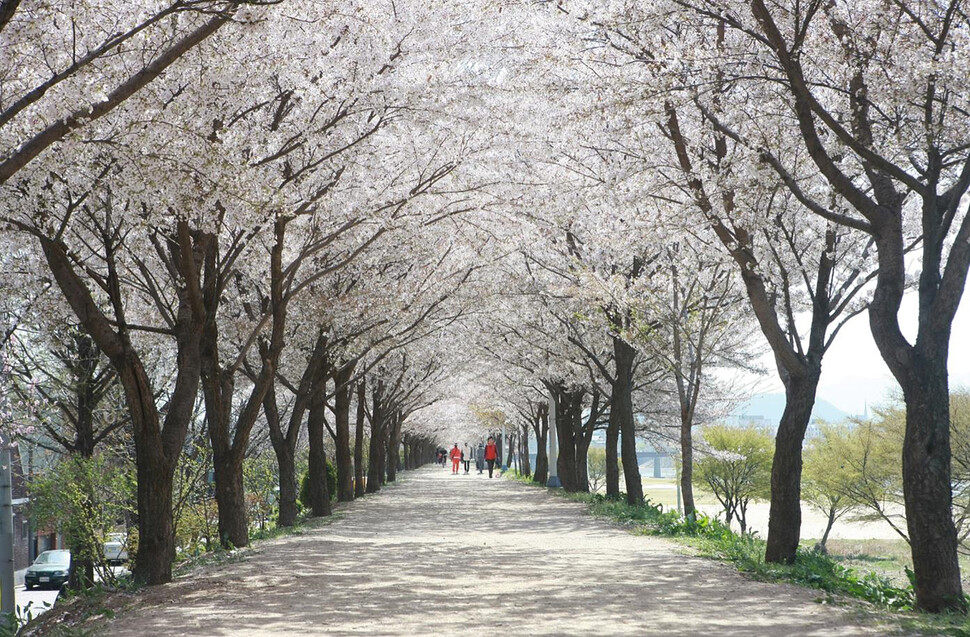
[484,436,498,478]
[449,443,462,475]
[475,443,484,474]
[463,444,473,474]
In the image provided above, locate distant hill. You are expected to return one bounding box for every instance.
[729,393,850,428]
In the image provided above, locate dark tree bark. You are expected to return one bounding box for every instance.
[388,410,404,481]
[200,220,283,549]
[306,370,332,518]
[548,385,592,493]
[551,386,580,492]
[531,402,549,484]
[505,432,515,471]
[519,423,531,477]
[262,382,295,527]
[354,380,367,497]
[366,380,385,493]
[333,363,356,501]
[764,372,820,561]
[605,408,620,499]
[898,353,962,611]
[264,331,327,527]
[612,336,643,506]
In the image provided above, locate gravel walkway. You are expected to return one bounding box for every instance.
[100,466,892,636]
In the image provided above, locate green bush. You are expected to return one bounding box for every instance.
[298,460,337,509]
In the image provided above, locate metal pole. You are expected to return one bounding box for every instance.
[547,392,561,488]
[0,445,15,615]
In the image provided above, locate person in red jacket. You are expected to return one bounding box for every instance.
[484,436,498,478]
[449,443,462,474]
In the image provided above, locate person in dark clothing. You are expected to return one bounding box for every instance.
[484,436,498,478]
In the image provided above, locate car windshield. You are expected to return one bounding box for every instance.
[34,552,69,565]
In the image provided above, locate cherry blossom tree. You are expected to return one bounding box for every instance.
[639,0,970,611]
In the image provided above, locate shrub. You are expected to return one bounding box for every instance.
[299,460,337,510]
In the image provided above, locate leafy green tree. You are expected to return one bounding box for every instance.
[820,415,908,542]
[299,460,337,510]
[835,390,970,552]
[801,424,865,553]
[28,453,135,589]
[693,424,773,534]
[172,440,218,556]
[244,451,280,531]
[586,447,622,494]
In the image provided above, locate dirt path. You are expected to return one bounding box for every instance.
[100,467,893,636]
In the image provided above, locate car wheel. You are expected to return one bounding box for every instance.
[24,583,33,591]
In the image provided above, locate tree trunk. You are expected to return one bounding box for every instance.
[551,386,587,493]
[613,336,643,506]
[366,380,384,494]
[900,361,963,612]
[505,432,514,469]
[680,418,695,517]
[276,444,299,526]
[532,403,549,484]
[263,331,327,528]
[605,407,620,499]
[765,371,820,563]
[553,390,577,491]
[816,505,837,554]
[211,453,247,546]
[199,230,276,550]
[386,412,400,482]
[306,374,332,517]
[354,381,367,498]
[134,438,177,583]
[377,426,388,486]
[264,382,300,527]
[519,424,531,477]
[334,364,355,501]
[576,391,599,493]
[577,433,592,493]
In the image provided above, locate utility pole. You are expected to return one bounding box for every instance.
[501,422,508,471]
[547,392,561,488]
[0,442,15,615]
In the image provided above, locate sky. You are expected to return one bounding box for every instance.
[748,293,970,417]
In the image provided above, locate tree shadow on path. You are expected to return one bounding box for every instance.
[100,468,888,637]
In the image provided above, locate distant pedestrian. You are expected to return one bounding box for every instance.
[484,436,498,478]
[449,443,462,474]
[463,444,473,473]
[476,443,484,474]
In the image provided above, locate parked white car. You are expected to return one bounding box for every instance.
[103,532,129,566]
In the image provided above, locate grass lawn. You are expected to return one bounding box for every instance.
[816,537,970,591]
[641,478,721,509]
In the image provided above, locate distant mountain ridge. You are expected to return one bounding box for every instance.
[730,393,851,428]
